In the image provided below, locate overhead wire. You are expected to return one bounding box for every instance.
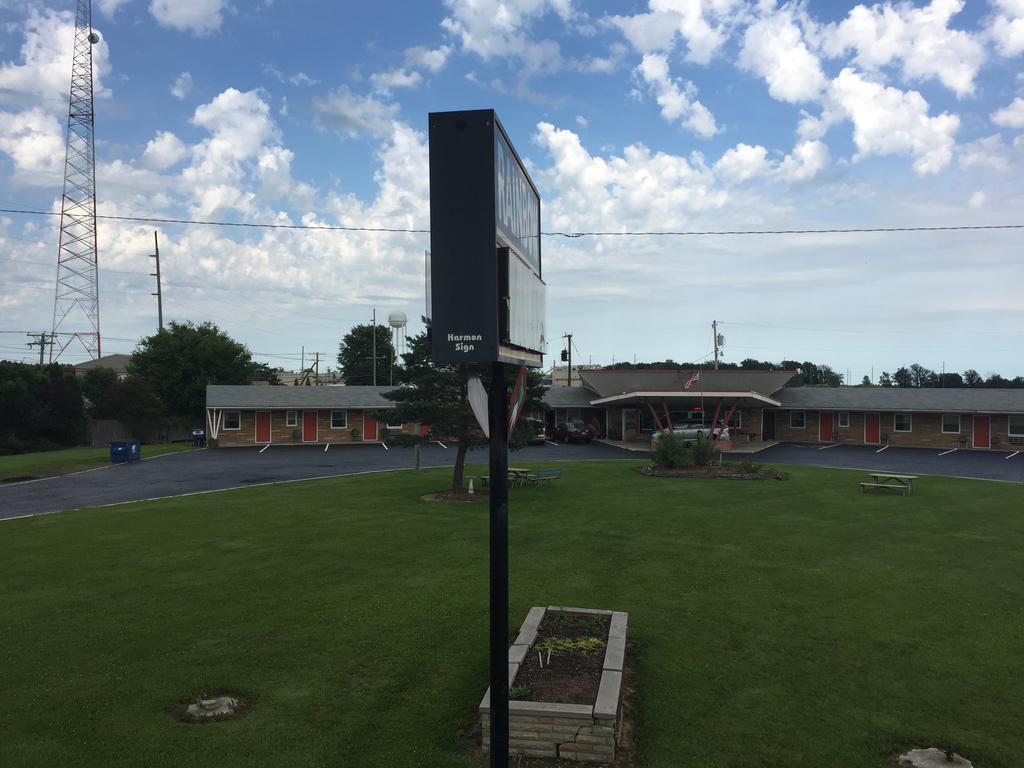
[1,206,1022,237]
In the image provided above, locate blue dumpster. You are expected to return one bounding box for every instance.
[109,440,141,463]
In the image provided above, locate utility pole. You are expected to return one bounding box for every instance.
[371,308,377,387]
[314,352,320,385]
[149,231,163,331]
[562,332,572,387]
[27,332,52,366]
[712,320,720,370]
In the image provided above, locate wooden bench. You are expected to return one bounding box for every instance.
[526,468,562,486]
[859,482,908,496]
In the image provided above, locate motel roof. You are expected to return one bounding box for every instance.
[206,384,397,409]
[777,386,1024,414]
[578,369,798,399]
[544,385,600,408]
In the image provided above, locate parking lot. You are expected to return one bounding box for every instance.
[753,442,1024,483]
[0,441,637,521]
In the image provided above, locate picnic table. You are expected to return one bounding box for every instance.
[478,468,532,489]
[860,473,918,496]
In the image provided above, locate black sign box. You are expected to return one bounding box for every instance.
[428,109,544,366]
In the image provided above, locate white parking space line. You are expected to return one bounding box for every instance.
[545,440,559,447]
[259,444,270,454]
[875,445,889,453]
[818,444,839,450]
[434,440,448,449]
[1006,451,1019,460]
[324,444,329,452]
[381,442,389,451]
[938,448,957,456]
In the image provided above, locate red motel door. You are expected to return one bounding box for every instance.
[255,411,271,443]
[302,411,318,442]
[973,415,990,448]
[818,411,833,442]
[864,413,880,444]
[363,413,378,441]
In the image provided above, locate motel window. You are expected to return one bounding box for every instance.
[223,411,241,430]
[1009,416,1024,437]
[387,418,403,430]
[790,411,806,429]
[330,410,347,429]
[838,412,850,428]
[286,410,297,427]
[894,413,912,432]
[941,414,960,434]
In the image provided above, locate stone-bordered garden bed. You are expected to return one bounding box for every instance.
[638,462,785,480]
[480,606,627,762]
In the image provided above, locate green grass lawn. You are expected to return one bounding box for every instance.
[0,442,196,481]
[1,462,1021,767]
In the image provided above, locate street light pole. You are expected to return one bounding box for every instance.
[488,361,510,767]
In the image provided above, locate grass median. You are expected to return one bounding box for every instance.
[0,442,196,482]
[1,461,1021,767]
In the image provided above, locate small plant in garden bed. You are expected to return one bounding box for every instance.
[514,612,610,705]
[509,686,530,700]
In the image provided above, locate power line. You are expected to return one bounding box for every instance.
[1,206,1021,238]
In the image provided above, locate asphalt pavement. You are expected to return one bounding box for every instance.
[0,441,639,521]
[751,442,1024,483]
[4,439,1020,522]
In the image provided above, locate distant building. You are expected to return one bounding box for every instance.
[73,354,130,380]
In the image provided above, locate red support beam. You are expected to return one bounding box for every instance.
[646,400,664,433]
[721,400,740,431]
[662,399,673,431]
[709,400,723,437]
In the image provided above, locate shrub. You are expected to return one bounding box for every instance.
[653,432,693,469]
[692,433,720,467]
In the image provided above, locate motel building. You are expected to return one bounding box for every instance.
[205,385,425,446]
[543,369,1024,451]
[206,375,1024,451]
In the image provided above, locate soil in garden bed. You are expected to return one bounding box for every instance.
[514,612,610,705]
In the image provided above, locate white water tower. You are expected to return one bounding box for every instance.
[388,310,408,357]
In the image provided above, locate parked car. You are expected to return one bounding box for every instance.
[659,420,729,441]
[551,420,595,443]
[523,418,547,445]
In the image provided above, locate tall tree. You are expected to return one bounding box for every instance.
[893,367,913,387]
[909,363,934,387]
[963,369,983,387]
[337,324,396,386]
[861,375,872,386]
[879,371,893,387]
[383,323,546,493]
[0,362,85,452]
[129,322,272,422]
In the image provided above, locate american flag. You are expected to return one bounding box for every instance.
[684,370,700,390]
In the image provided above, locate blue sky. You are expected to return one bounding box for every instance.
[0,0,1022,380]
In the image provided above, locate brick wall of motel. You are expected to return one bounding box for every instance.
[216,409,419,446]
[772,409,1012,449]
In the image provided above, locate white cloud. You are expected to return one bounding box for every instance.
[171,71,193,100]
[713,139,829,184]
[738,6,826,103]
[634,53,718,137]
[533,121,728,236]
[0,107,65,185]
[312,87,400,139]
[369,68,423,94]
[958,134,1012,171]
[575,115,588,129]
[819,0,985,98]
[777,139,830,181]
[968,190,986,208]
[149,0,224,35]
[989,0,1024,57]
[822,68,959,174]
[714,143,770,183]
[142,131,188,170]
[992,97,1024,129]
[0,9,111,110]
[607,0,746,64]
[97,0,132,15]
[440,0,571,75]
[404,45,453,73]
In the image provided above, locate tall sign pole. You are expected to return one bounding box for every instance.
[428,110,545,768]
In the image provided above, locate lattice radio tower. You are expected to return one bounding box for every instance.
[50,0,101,362]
